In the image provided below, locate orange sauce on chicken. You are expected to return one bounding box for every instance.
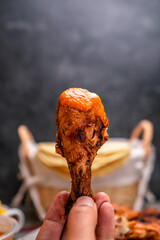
[58,88,108,126]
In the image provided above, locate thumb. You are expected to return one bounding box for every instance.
[65,196,97,240]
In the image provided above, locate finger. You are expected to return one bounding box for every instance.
[64,196,97,240]
[95,192,114,240]
[96,202,115,240]
[95,192,110,209]
[36,191,69,240]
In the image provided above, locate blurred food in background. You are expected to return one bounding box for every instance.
[0,202,25,240]
[0,202,7,215]
[36,140,131,178]
[11,120,155,221]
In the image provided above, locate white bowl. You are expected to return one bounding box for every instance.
[0,215,19,240]
[0,205,25,235]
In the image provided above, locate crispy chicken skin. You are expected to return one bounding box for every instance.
[126,208,160,240]
[56,88,108,210]
[113,203,160,240]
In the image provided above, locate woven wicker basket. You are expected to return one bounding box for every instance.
[12,120,154,220]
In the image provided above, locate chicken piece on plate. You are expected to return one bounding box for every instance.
[113,203,160,240]
[56,88,108,211]
[126,208,160,240]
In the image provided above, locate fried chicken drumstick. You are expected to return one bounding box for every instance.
[56,88,108,211]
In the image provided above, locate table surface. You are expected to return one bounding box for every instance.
[13,205,41,240]
[13,201,160,239]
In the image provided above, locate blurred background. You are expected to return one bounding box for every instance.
[0,0,160,204]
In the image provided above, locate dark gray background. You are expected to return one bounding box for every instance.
[0,0,160,204]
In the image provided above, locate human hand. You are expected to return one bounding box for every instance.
[36,191,115,240]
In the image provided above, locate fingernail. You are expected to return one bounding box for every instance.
[75,196,95,208]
